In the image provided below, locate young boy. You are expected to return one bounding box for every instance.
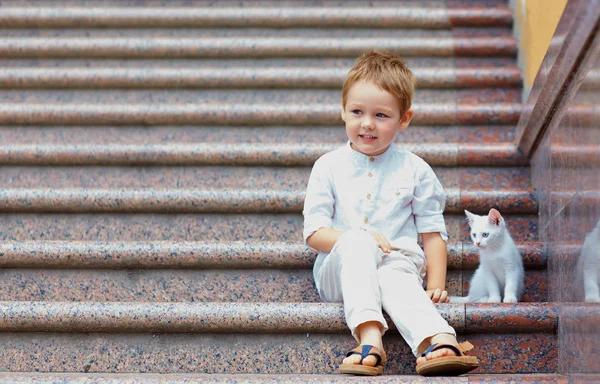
[302,51,479,376]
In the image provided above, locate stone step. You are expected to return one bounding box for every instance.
[0,302,558,374]
[0,332,556,375]
[0,266,546,302]
[0,35,517,59]
[0,373,579,384]
[0,301,558,334]
[0,241,547,270]
[0,187,538,214]
[0,5,512,29]
[0,103,522,126]
[0,142,528,167]
[0,27,514,38]
[0,88,521,105]
[0,166,532,190]
[0,57,522,69]
[0,240,548,303]
[0,0,505,7]
[0,214,538,242]
[0,66,522,89]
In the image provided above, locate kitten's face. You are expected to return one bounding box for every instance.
[465,209,505,249]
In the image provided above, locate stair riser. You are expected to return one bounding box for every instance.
[0,332,555,374]
[0,68,522,89]
[0,269,547,303]
[0,214,538,242]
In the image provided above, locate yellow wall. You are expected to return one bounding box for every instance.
[513,0,568,88]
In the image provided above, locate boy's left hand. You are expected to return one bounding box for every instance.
[426,288,450,303]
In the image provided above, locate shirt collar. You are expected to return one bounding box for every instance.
[345,140,396,165]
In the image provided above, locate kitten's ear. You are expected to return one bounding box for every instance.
[465,210,476,227]
[488,208,503,226]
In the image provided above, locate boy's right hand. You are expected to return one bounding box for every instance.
[367,231,392,253]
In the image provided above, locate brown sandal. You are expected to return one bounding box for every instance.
[416,341,480,376]
[339,345,387,376]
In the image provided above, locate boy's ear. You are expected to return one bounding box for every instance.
[398,109,414,131]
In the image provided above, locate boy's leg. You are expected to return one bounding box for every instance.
[316,229,388,365]
[377,253,456,359]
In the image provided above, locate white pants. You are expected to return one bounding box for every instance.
[316,229,456,356]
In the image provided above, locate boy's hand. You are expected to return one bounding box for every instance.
[426,288,450,303]
[367,231,392,253]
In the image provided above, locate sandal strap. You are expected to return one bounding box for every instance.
[346,345,383,366]
[421,343,462,358]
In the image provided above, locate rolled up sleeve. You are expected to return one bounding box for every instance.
[412,163,448,242]
[303,158,335,244]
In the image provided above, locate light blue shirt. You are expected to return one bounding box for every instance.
[303,142,448,290]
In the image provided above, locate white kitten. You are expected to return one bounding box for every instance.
[579,219,600,303]
[450,208,525,303]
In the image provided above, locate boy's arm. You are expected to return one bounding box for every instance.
[306,227,344,253]
[422,232,450,303]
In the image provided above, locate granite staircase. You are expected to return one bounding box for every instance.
[0,0,563,382]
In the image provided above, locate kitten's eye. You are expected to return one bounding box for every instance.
[472,233,476,238]
[482,233,489,238]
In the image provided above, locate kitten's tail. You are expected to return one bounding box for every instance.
[449,296,470,303]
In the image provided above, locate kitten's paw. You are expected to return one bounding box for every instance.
[503,296,518,303]
[585,296,600,303]
[487,296,502,303]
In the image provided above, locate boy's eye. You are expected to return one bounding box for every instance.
[482,233,489,238]
[376,113,388,118]
[352,109,362,115]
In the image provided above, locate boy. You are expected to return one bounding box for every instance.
[302,51,479,376]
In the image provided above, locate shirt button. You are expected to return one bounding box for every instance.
[364,217,369,223]
[369,157,374,162]
[368,172,373,177]
[366,194,371,199]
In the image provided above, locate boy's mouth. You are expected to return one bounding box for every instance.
[359,134,377,143]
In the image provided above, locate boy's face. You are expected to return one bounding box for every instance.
[342,80,413,157]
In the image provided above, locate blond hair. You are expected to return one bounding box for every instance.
[342,50,416,115]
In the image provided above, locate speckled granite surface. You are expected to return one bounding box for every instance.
[0,331,555,374]
[0,0,568,378]
[0,373,582,384]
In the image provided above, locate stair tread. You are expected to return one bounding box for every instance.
[0,301,559,333]
[0,125,518,145]
[0,240,548,270]
[0,28,514,38]
[0,57,522,68]
[0,89,521,104]
[0,35,518,58]
[0,187,537,214]
[0,373,576,384]
[0,66,522,89]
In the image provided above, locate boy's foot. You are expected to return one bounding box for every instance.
[416,333,458,365]
[339,345,386,376]
[342,344,383,367]
[415,333,479,376]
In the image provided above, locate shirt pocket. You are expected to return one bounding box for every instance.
[380,184,413,209]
